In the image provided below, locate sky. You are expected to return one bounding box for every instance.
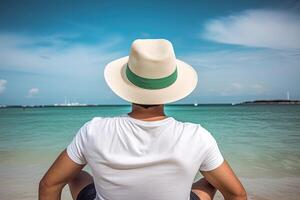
[0,0,299,105]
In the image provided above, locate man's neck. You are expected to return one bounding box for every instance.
[127,103,167,121]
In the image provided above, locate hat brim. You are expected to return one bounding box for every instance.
[104,56,198,105]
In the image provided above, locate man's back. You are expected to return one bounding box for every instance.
[67,114,224,200]
[39,39,246,200]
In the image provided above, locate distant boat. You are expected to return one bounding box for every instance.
[194,102,198,106]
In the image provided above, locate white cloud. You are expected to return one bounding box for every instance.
[231,82,243,90]
[221,82,266,96]
[182,48,300,70]
[203,9,300,49]
[27,88,39,98]
[0,32,125,104]
[181,48,300,98]
[250,83,265,93]
[0,33,124,76]
[0,79,7,94]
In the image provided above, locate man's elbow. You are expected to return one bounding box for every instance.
[39,178,50,194]
[39,178,57,194]
[227,188,247,200]
[235,189,247,200]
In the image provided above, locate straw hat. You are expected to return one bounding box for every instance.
[104,39,198,105]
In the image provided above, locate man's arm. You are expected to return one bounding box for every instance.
[201,160,247,200]
[39,149,85,200]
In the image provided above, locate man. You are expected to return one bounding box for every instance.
[39,39,247,200]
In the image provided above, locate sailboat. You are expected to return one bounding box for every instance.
[194,101,198,106]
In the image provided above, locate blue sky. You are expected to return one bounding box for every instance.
[0,0,299,105]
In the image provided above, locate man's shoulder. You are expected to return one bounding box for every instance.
[81,116,121,137]
[175,119,202,130]
[87,115,125,126]
[88,116,210,133]
[178,120,215,139]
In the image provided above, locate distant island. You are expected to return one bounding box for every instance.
[239,99,300,105]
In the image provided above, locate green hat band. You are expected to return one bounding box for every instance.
[126,64,178,89]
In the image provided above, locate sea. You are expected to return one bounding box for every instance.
[0,105,300,200]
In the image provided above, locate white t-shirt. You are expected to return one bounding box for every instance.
[67,114,224,200]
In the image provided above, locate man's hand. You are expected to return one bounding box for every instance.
[201,160,247,200]
[39,149,85,200]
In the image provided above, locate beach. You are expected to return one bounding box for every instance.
[0,105,300,200]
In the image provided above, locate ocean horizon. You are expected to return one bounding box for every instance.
[1,105,300,200]
[2,98,299,108]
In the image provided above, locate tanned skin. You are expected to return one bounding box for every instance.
[39,103,247,200]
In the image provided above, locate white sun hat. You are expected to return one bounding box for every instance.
[104,39,198,105]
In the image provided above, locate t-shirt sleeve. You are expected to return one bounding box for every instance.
[66,121,90,165]
[199,128,224,171]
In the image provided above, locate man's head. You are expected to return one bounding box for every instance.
[104,39,198,105]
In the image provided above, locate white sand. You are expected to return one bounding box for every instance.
[1,164,300,200]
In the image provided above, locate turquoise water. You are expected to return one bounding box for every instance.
[0,105,300,199]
